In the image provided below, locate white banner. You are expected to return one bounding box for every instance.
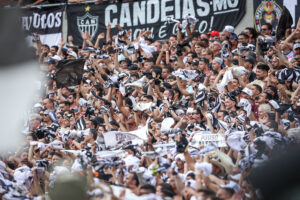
[191,134,227,148]
[103,126,148,148]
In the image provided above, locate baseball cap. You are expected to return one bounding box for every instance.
[46,59,56,65]
[229,34,238,41]
[244,56,255,65]
[213,57,223,65]
[128,64,139,70]
[186,107,194,114]
[33,103,43,109]
[293,43,300,50]
[208,30,220,37]
[175,153,185,162]
[242,87,253,97]
[68,51,78,59]
[224,25,234,33]
[51,55,62,61]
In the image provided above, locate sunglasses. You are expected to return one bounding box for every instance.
[261,28,268,31]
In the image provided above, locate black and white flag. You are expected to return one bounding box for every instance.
[67,1,246,45]
[21,6,64,46]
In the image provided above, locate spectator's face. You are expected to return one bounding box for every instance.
[20,152,28,162]
[225,97,235,110]
[98,126,104,137]
[256,68,267,80]
[156,185,163,197]
[231,79,239,89]
[198,61,207,71]
[257,93,267,104]
[52,155,60,166]
[202,50,212,60]
[279,41,290,51]
[220,31,227,41]
[85,120,92,128]
[271,57,279,67]
[59,103,67,112]
[217,112,225,120]
[250,85,260,97]
[212,61,221,71]
[43,99,52,110]
[187,53,193,62]
[209,75,216,85]
[43,114,50,123]
[163,90,171,100]
[124,173,135,189]
[201,34,208,40]
[294,47,300,55]
[154,126,161,138]
[57,114,63,125]
[261,25,271,36]
[42,46,49,54]
[266,47,275,57]
[162,68,170,79]
[212,42,221,51]
[81,52,90,59]
[244,29,252,38]
[153,41,161,51]
[238,35,248,44]
[192,111,201,121]
[243,61,252,70]
[229,38,237,45]
[29,117,40,131]
[258,107,268,119]
[169,36,177,46]
[195,45,202,54]
[143,61,153,72]
[120,60,128,68]
[83,83,92,92]
[50,47,57,54]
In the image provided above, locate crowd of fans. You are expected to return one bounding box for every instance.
[1,6,300,200]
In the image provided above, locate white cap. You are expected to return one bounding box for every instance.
[242,87,253,97]
[175,109,185,115]
[175,153,185,162]
[293,43,300,50]
[224,25,234,33]
[51,55,62,61]
[198,83,207,91]
[213,57,223,65]
[33,103,43,109]
[187,107,194,114]
[68,51,78,59]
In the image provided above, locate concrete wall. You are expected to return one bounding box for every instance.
[235,0,254,34]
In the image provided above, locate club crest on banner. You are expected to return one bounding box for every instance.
[77,7,98,41]
[254,0,282,32]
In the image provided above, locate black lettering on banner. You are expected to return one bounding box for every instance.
[67,0,246,46]
[21,6,64,35]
